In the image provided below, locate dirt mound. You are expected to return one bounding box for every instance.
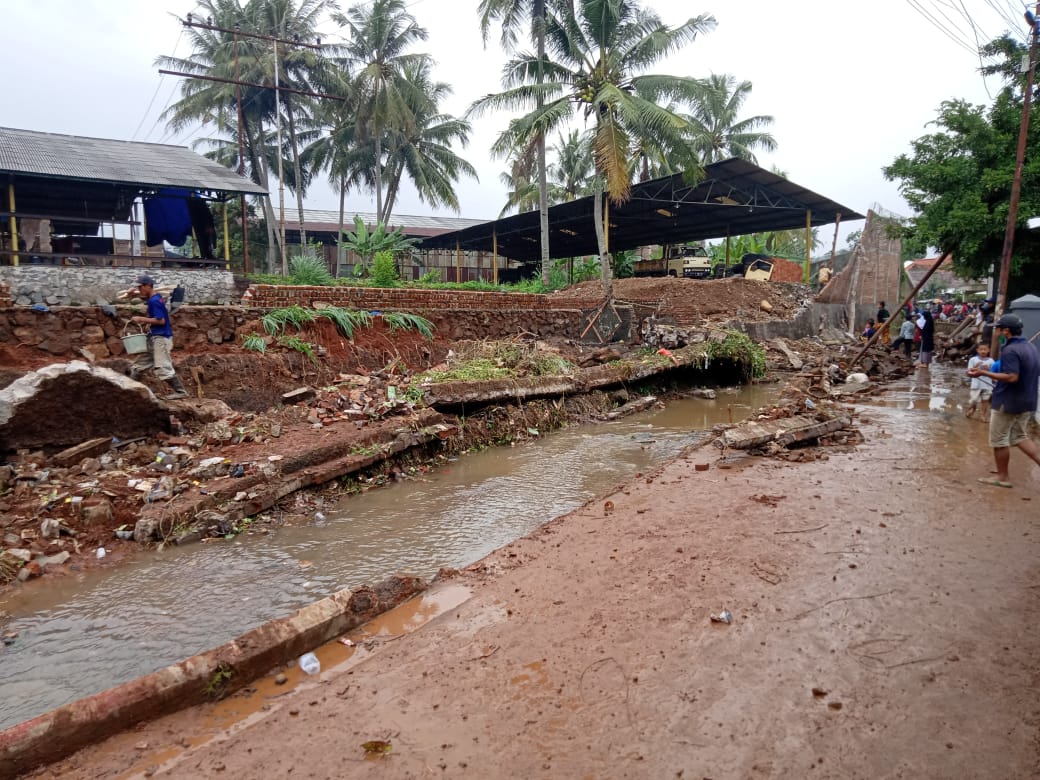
[555,276,812,325]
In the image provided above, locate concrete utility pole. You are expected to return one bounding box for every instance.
[992,2,1040,354]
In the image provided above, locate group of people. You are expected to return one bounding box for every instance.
[865,296,1038,489]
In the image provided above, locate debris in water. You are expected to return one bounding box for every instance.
[362,740,393,756]
[710,610,733,624]
[95,548,106,559]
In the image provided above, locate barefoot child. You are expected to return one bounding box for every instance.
[966,343,994,419]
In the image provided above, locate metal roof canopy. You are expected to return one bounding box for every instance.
[420,158,865,263]
[0,126,266,226]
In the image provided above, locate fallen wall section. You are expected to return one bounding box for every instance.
[0,573,427,778]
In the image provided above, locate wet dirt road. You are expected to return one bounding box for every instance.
[40,366,1040,779]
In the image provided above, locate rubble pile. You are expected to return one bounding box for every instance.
[0,369,427,585]
[712,335,915,462]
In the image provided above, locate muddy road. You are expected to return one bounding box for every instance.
[41,364,1040,779]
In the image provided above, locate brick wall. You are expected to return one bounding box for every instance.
[0,282,10,309]
[244,284,563,312]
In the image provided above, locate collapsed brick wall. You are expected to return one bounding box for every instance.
[243,284,559,312]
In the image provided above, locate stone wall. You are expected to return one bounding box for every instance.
[0,306,254,360]
[0,267,239,307]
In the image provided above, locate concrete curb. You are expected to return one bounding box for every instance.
[0,574,427,779]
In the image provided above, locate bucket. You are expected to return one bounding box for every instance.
[121,326,149,355]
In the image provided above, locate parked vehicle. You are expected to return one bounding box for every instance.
[713,253,775,281]
[632,245,712,278]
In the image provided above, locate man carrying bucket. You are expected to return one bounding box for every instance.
[128,275,188,400]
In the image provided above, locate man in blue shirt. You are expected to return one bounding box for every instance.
[967,313,1040,488]
[129,275,188,400]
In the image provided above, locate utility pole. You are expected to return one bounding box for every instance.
[172,14,327,275]
[992,3,1040,354]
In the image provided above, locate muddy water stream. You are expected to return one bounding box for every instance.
[0,387,778,730]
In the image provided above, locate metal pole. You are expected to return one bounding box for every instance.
[273,39,287,275]
[492,228,498,285]
[456,240,461,284]
[992,2,1040,355]
[847,250,951,369]
[7,183,18,266]
[803,209,811,283]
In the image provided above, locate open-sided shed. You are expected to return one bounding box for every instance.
[0,126,266,267]
[419,158,864,266]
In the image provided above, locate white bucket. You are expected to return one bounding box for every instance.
[121,332,148,354]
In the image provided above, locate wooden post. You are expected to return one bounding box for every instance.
[492,228,498,285]
[829,212,841,269]
[223,201,231,269]
[142,198,149,259]
[847,250,951,369]
[7,182,18,266]
[455,240,461,284]
[803,209,812,284]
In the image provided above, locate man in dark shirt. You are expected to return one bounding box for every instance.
[967,313,1040,487]
[129,275,188,400]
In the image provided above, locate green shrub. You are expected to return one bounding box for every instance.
[370,250,401,287]
[381,312,435,338]
[289,254,335,286]
[241,333,267,353]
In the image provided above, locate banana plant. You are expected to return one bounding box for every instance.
[338,215,419,276]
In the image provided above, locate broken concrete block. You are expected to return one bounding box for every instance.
[80,499,114,526]
[37,551,71,568]
[0,362,168,455]
[133,517,159,543]
[52,437,112,468]
[282,387,316,405]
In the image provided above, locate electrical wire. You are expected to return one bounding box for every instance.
[132,27,184,141]
[904,0,982,54]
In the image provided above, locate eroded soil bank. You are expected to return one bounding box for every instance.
[33,365,1040,779]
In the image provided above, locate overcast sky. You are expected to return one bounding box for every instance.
[3,0,1032,247]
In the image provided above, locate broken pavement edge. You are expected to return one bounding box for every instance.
[0,574,427,779]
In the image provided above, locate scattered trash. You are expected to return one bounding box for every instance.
[314,512,326,522]
[361,740,392,756]
[338,637,355,648]
[95,548,107,559]
[114,529,134,540]
[30,303,50,313]
[274,673,288,685]
[710,610,733,624]
[804,398,816,410]
[229,464,246,478]
[298,652,320,675]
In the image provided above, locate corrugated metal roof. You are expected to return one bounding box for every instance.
[296,208,487,233]
[0,126,266,195]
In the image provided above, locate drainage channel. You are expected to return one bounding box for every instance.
[0,386,777,730]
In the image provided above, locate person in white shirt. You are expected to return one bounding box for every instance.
[966,342,994,419]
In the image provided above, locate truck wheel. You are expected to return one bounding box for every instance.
[668,269,677,277]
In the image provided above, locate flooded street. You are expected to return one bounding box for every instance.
[0,386,776,730]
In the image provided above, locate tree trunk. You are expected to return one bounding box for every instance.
[535,0,550,287]
[381,161,403,225]
[593,177,612,299]
[244,117,280,273]
[285,96,308,250]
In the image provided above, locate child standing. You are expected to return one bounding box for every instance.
[966,343,994,419]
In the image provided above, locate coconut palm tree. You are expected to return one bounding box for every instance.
[684,73,777,164]
[471,0,716,297]
[548,129,594,202]
[498,139,541,216]
[158,0,341,272]
[479,0,552,287]
[336,0,431,221]
[378,59,478,224]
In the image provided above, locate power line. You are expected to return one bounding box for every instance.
[905,0,981,54]
[133,28,184,141]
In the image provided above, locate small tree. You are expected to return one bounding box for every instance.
[371,250,402,287]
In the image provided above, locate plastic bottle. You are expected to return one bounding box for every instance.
[298,652,320,675]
